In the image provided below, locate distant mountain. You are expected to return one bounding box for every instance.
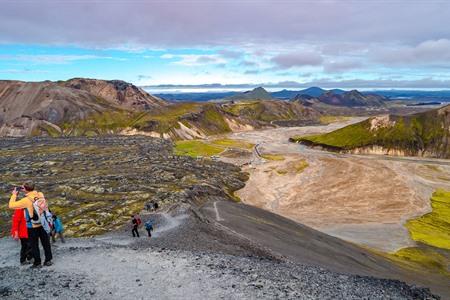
[272,87,346,99]
[0,79,167,136]
[226,87,274,101]
[292,90,386,107]
[293,104,450,158]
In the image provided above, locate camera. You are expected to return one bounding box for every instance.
[12,186,23,192]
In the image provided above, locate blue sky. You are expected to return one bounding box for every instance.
[1,1,450,90]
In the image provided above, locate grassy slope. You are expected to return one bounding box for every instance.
[292,109,448,156]
[174,140,224,157]
[222,100,315,123]
[405,189,450,250]
[386,190,450,277]
[174,138,255,157]
[57,103,234,139]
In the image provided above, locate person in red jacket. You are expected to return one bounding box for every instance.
[11,209,32,264]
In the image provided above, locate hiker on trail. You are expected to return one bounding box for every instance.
[9,182,53,268]
[131,215,140,237]
[145,201,154,211]
[10,209,32,265]
[51,214,65,243]
[144,220,154,237]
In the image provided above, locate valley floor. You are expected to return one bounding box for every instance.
[223,119,450,252]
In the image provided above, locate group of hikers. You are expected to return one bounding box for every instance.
[8,182,65,268]
[131,214,154,238]
[8,181,157,268]
[131,199,159,238]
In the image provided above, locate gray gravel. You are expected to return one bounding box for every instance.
[0,228,439,300]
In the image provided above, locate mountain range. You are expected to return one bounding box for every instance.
[293,89,386,107]
[0,79,321,138]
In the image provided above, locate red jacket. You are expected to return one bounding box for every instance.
[11,209,28,239]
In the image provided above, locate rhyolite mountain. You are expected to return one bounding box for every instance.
[63,78,167,110]
[292,104,450,158]
[292,89,386,107]
[0,79,167,136]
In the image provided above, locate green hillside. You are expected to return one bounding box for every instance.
[292,106,450,158]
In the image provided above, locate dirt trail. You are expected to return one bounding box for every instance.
[226,119,450,252]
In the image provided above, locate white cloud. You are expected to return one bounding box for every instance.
[162,54,227,66]
[0,54,125,64]
[373,39,450,66]
[271,52,323,69]
[323,60,363,73]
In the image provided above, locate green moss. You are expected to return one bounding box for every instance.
[174,140,224,157]
[319,115,351,124]
[197,105,231,135]
[405,189,450,250]
[261,154,285,161]
[293,120,377,149]
[211,138,254,150]
[39,124,62,137]
[275,160,308,175]
[387,247,449,276]
[222,101,261,116]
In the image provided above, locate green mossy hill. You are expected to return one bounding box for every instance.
[386,190,450,278]
[221,100,320,125]
[406,189,450,250]
[0,137,247,237]
[57,100,321,140]
[58,103,233,139]
[292,105,450,158]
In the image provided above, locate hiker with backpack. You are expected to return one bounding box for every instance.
[9,182,53,268]
[10,208,32,265]
[51,213,65,243]
[131,214,141,237]
[144,219,154,237]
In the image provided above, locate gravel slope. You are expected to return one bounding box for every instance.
[0,210,439,300]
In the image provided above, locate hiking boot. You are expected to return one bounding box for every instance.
[43,261,53,267]
[20,261,31,265]
[30,264,42,269]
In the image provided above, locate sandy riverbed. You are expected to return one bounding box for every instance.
[224,119,450,252]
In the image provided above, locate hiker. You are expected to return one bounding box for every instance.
[131,215,140,237]
[51,214,65,243]
[144,220,154,237]
[145,201,154,211]
[10,209,32,265]
[9,182,53,268]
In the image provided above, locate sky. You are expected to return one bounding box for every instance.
[1,0,450,90]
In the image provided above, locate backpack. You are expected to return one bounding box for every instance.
[135,214,142,226]
[145,221,153,231]
[29,193,53,233]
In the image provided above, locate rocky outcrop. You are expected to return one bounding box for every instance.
[63,78,167,110]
